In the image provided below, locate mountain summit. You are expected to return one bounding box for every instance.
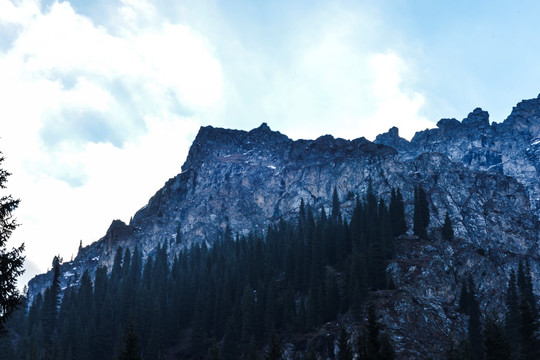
[26,95,540,358]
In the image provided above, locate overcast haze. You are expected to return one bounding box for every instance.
[1,0,540,287]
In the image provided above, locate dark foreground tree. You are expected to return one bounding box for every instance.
[337,326,353,360]
[118,321,142,360]
[483,314,510,360]
[265,331,283,360]
[518,298,540,360]
[0,152,24,336]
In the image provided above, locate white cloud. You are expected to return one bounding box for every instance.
[0,0,435,287]
[0,0,222,280]
[365,52,433,140]
[226,5,433,141]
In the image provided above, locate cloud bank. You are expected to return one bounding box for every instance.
[0,0,434,285]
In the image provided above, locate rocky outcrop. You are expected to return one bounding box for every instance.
[27,97,540,359]
[376,95,540,217]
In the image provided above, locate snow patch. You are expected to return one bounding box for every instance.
[267,165,276,170]
[531,138,540,146]
[91,256,99,261]
[63,271,74,278]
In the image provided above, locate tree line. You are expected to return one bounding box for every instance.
[451,260,540,360]
[1,185,415,359]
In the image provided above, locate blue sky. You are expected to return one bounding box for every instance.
[1,0,539,286]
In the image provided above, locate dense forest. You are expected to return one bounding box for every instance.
[1,187,538,359]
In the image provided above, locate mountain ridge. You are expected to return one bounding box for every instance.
[29,95,540,293]
[25,95,540,358]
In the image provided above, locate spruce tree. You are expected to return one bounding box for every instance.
[467,276,483,360]
[190,297,207,359]
[331,186,342,222]
[121,248,131,280]
[483,314,510,360]
[366,303,380,360]
[379,333,395,360]
[0,152,24,336]
[444,335,460,360]
[389,187,407,237]
[118,321,142,360]
[506,270,520,356]
[518,297,540,360]
[459,280,469,314]
[206,342,222,360]
[41,256,61,351]
[265,331,283,360]
[356,328,367,360]
[240,287,255,352]
[337,326,353,360]
[222,316,240,360]
[442,212,454,241]
[111,246,124,283]
[523,260,538,319]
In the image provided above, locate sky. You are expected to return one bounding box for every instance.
[1,0,540,287]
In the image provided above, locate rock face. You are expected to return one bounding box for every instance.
[28,97,540,359]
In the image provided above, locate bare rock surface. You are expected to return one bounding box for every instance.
[28,97,540,359]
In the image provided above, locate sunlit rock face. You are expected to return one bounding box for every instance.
[28,96,540,359]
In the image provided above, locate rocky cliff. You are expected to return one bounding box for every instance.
[27,95,540,359]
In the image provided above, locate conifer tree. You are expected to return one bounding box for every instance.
[389,187,407,237]
[506,270,520,356]
[337,327,353,360]
[442,212,454,241]
[0,153,24,336]
[483,314,510,360]
[265,331,283,360]
[121,248,131,280]
[331,186,342,222]
[111,246,124,283]
[467,276,483,360]
[459,280,469,314]
[517,260,527,294]
[444,335,460,360]
[206,342,222,360]
[522,260,538,319]
[356,328,367,360]
[326,273,340,320]
[242,335,257,360]
[518,297,540,360]
[222,316,240,360]
[191,296,207,359]
[41,256,61,350]
[379,333,395,360]
[366,303,381,360]
[118,321,142,360]
[369,202,387,291]
[240,287,255,351]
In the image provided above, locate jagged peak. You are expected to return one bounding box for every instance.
[249,122,272,133]
[105,219,132,239]
[436,118,460,129]
[462,107,490,128]
[506,95,540,122]
[375,126,400,142]
[374,126,410,150]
